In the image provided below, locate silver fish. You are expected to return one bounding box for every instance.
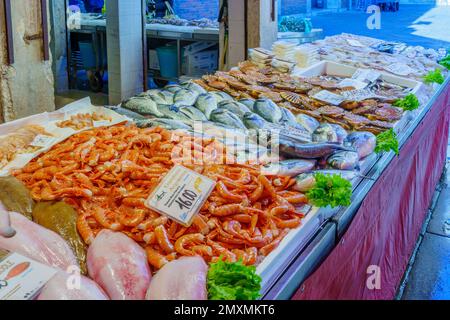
[173,89,198,107]
[157,104,192,121]
[263,159,316,177]
[254,99,283,123]
[195,93,217,120]
[327,151,360,170]
[312,124,339,143]
[280,107,298,127]
[164,85,183,94]
[178,105,208,121]
[108,106,147,120]
[135,118,191,130]
[243,112,269,130]
[296,114,320,133]
[218,101,252,119]
[122,96,163,117]
[343,132,376,159]
[238,98,256,112]
[280,138,355,159]
[330,124,348,144]
[210,109,247,129]
[294,169,358,192]
[181,81,207,95]
[158,91,175,104]
[210,91,233,103]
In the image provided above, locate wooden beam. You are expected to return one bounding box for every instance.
[4,0,14,64]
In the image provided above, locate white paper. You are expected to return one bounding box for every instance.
[29,135,58,148]
[352,69,381,83]
[384,63,416,76]
[312,90,346,105]
[145,165,216,226]
[338,78,368,90]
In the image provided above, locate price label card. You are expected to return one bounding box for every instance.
[312,90,346,106]
[0,252,58,300]
[352,69,381,83]
[29,135,58,148]
[145,165,216,226]
[338,78,368,90]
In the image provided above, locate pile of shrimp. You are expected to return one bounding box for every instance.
[13,124,307,270]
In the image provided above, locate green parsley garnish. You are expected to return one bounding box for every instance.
[393,93,420,111]
[306,173,352,208]
[207,259,262,300]
[439,54,450,70]
[375,128,399,155]
[423,69,445,84]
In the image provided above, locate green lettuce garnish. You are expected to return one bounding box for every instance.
[306,173,352,208]
[439,54,450,70]
[375,128,399,155]
[393,93,420,111]
[207,260,262,300]
[423,69,445,84]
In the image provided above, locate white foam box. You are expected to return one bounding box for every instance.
[183,49,218,76]
[183,41,217,57]
[148,49,160,70]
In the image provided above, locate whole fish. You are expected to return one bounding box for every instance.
[164,84,183,94]
[210,109,247,129]
[263,159,316,177]
[312,124,338,143]
[294,169,358,192]
[195,93,217,119]
[158,90,175,104]
[142,92,167,105]
[218,101,252,119]
[327,151,360,170]
[181,81,207,95]
[330,124,348,144]
[344,132,376,159]
[238,98,256,111]
[279,107,298,127]
[280,138,355,159]
[210,91,233,103]
[243,112,269,130]
[121,97,163,117]
[173,89,198,107]
[135,118,191,130]
[254,99,283,123]
[296,114,320,133]
[178,105,208,121]
[108,106,147,120]
[157,105,192,121]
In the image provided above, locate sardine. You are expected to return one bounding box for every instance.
[280,138,355,159]
[263,159,316,177]
[195,93,217,119]
[344,132,376,159]
[210,109,247,129]
[254,99,283,123]
[312,124,338,143]
[238,98,256,112]
[327,151,360,170]
[296,114,320,133]
[294,169,358,192]
[173,89,198,107]
[178,106,208,121]
[218,101,252,119]
[121,97,164,117]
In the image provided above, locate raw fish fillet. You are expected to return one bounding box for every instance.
[38,271,109,300]
[87,230,151,300]
[0,211,77,270]
[146,256,208,300]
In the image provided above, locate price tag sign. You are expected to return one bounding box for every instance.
[145,165,216,226]
[338,78,368,90]
[29,135,57,148]
[312,90,346,106]
[0,252,58,300]
[352,69,381,83]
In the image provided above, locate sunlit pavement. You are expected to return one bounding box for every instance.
[310,4,450,50]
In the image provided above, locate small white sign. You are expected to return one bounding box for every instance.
[352,69,381,83]
[338,78,368,90]
[0,252,58,300]
[145,165,216,226]
[312,90,346,106]
[29,135,57,148]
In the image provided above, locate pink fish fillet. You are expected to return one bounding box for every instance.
[38,271,109,300]
[87,230,151,300]
[0,212,77,270]
[0,202,15,238]
[146,256,208,300]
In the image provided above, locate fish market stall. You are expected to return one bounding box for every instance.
[0,30,449,300]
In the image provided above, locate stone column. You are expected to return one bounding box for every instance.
[49,0,68,93]
[0,0,55,123]
[106,0,144,105]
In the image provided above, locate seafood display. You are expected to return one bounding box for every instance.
[13,125,309,273]
[56,113,112,130]
[0,125,51,169]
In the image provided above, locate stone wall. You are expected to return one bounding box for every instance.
[173,0,219,20]
[0,0,55,123]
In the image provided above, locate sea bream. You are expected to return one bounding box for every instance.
[280,137,355,159]
[263,159,316,177]
[253,99,283,123]
[296,114,320,133]
[121,96,164,117]
[327,151,360,170]
[210,109,247,129]
[195,93,218,119]
[343,132,376,159]
[173,89,198,107]
[217,101,252,119]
